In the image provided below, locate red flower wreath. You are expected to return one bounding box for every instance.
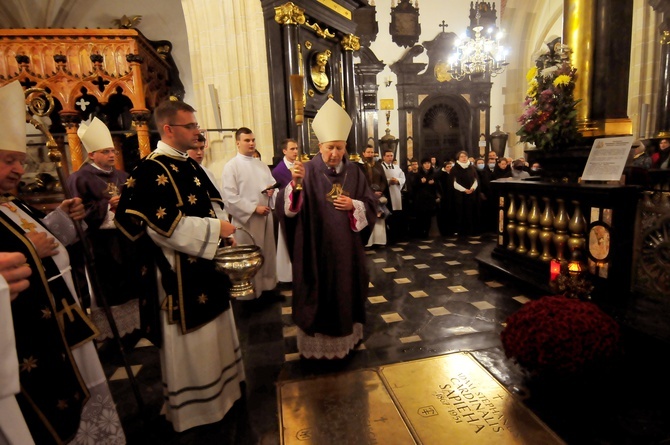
[501,296,621,377]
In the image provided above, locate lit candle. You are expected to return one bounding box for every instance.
[550,259,561,281]
[568,261,582,277]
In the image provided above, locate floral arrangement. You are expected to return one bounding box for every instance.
[501,294,620,377]
[516,38,582,152]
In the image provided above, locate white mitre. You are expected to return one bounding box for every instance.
[311,98,352,143]
[78,117,114,153]
[0,81,27,154]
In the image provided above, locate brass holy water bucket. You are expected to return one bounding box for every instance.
[213,227,264,298]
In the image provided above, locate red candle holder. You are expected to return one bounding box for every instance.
[550,259,561,281]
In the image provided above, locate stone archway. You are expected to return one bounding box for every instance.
[414,93,473,164]
[420,103,462,163]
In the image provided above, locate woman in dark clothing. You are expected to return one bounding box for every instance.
[492,157,513,180]
[436,160,455,236]
[450,151,481,236]
[475,157,497,233]
[412,157,439,238]
[651,138,670,169]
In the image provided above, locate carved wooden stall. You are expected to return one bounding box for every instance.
[0,28,175,208]
[261,0,366,164]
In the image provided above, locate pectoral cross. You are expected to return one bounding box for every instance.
[326,184,349,202]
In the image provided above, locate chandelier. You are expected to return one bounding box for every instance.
[448,6,508,81]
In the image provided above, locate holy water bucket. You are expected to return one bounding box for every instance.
[213,227,264,298]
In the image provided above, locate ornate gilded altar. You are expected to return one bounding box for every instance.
[261,1,365,163]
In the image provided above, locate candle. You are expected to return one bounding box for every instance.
[550,259,561,281]
[568,261,582,277]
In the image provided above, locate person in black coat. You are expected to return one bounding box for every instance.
[412,157,439,238]
[492,157,513,180]
[450,151,481,236]
[475,157,496,233]
[436,160,455,236]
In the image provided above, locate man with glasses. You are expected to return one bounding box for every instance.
[115,99,245,433]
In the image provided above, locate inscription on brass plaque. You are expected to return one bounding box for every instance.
[279,369,415,444]
[278,353,564,445]
[379,352,565,445]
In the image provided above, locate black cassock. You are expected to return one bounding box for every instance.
[450,162,481,236]
[277,154,377,338]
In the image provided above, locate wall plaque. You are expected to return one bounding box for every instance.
[390,0,421,48]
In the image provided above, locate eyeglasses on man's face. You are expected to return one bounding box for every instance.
[97,149,119,155]
[168,122,200,130]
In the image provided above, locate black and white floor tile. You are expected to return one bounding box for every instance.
[98,233,670,445]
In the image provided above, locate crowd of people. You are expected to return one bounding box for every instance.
[353,148,543,243]
[626,138,670,185]
[4,72,669,443]
[0,88,378,441]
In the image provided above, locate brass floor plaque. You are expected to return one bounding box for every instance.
[278,369,416,444]
[379,352,565,445]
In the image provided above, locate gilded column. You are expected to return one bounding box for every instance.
[341,34,361,150]
[506,193,517,251]
[656,20,670,137]
[526,195,541,258]
[61,113,84,172]
[132,111,152,158]
[567,200,587,261]
[539,197,555,261]
[274,2,305,141]
[563,0,596,134]
[553,198,570,264]
[515,194,528,255]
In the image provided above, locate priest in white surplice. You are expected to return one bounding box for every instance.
[221,127,278,300]
[381,148,407,244]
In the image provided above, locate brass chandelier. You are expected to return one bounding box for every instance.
[448,8,508,81]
